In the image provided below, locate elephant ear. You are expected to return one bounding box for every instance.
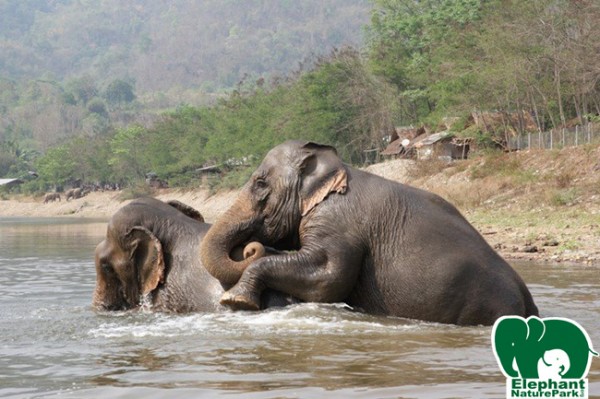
[299,142,348,216]
[127,226,165,296]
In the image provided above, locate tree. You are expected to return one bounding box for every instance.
[367,0,484,124]
[108,125,149,183]
[280,48,398,163]
[35,145,77,185]
[104,79,136,104]
[87,97,107,116]
[65,76,98,105]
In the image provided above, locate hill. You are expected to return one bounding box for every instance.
[0,0,369,93]
[0,0,371,173]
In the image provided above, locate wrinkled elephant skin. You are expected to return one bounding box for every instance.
[93,197,297,312]
[200,140,539,326]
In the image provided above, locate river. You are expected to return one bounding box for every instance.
[0,217,598,398]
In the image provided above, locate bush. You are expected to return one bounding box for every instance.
[104,79,136,104]
[117,181,155,201]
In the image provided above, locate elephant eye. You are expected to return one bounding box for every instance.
[101,262,113,273]
[255,179,267,189]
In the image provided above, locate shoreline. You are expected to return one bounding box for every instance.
[0,189,239,223]
[1,187,598,266]
[2,151,599,266]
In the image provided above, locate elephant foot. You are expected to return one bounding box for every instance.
[220,289,260,311]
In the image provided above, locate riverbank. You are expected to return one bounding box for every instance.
[0,189,239,224]
[2,145,599,265]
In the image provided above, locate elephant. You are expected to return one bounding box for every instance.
[93,197,298,312]
[43,192,61,203]
[199,140,539,326]
[493,316,598,379]
[65,188,83,201]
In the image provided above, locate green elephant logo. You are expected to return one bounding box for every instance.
[492,316,597,398]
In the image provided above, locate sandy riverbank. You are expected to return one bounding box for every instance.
[2,149,599,265]
[0,189,239,223]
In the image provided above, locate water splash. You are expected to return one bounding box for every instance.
[88,303,425,339]
[139,293,153,312]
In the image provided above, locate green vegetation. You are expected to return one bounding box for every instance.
[1,1,599,193]
[24,49,397,191]
[367,0,600,129]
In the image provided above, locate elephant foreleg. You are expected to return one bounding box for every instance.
[220,243,362,311]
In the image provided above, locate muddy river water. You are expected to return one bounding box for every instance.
[0,217,598,398]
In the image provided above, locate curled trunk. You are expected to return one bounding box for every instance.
[200,194,262,285]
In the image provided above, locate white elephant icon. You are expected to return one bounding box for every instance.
[537,349,570,379]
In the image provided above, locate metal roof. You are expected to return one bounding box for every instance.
[0,178,24,186]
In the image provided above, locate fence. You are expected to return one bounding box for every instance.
[507,123,600,151]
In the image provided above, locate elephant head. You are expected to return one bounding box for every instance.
[537,349,570,380]
[93,222,166,311]
[493,316,598,379]
[200,140,347,285]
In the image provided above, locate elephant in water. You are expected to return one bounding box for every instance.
[93,197,297,312]
[200,140,539,326]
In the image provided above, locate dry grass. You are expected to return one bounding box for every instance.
[405,145,600,215]
[406,158,451,179]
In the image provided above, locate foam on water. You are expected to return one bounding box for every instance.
[88,303,426,339]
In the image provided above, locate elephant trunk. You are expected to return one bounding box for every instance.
[200,193,263,285]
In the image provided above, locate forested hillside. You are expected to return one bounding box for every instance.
[0,0,369,182]
[2,0,599,196]
[1,0,368,91]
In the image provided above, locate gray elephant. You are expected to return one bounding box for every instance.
[43,192,61,203]
[200,140,538,326]
[93,197,297,312]
[65,188,83,201]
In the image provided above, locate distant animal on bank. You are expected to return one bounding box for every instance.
[200,140,539,326]
[65,188,85,201]
[43,192,61,203]
[93,197,298,312]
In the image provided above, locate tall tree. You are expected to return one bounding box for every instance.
[367,0,484,124]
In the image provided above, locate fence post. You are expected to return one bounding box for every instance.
[539,131,542,149]
[550,129,553,149]
[575,125,578,146]
[562,128,565,147]
[528,132,531,150]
